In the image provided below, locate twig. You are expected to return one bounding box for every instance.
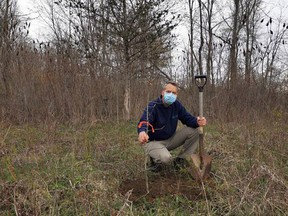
[238,181,252,207]
[211,171,244,193]
[117,189,133,216]
[200,180,211,216]
[259,165,287,189]
[144,155,150,194]
[1,124,11,147]
[13,185,19,216]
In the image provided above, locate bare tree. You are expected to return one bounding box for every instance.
[0,0,16,98]
[188,0,195,82]
[259,17,288,87]
[243,0,260,84]
[45,0,178,120]
[205,0,215,88]
[228,0,241,88]
[197,0,204,76]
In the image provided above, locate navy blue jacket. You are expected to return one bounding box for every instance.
[137,96,199,141]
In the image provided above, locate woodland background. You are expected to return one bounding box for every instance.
[0,0,287,124]
[0,0,287,215]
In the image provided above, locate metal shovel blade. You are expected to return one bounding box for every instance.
[191,152,212,181]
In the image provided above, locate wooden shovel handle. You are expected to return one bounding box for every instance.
[195,75,206,156]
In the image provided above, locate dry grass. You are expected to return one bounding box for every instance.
[0,120,287,215]
[205,121,288,215]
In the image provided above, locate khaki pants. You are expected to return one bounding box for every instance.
[143,126,199,164]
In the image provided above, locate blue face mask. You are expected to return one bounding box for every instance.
[163,92,177,105]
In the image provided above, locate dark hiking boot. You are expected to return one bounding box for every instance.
[147,157,162,173]
[173,157,189,170]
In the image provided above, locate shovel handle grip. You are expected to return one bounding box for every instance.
[195,75,207,92]
[195,75,206,117]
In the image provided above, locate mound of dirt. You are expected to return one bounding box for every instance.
[118,171,212,202]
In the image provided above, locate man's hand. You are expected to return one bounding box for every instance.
[138,131,149,144]
[197,117,207,126]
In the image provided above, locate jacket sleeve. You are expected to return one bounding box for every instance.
[178,102,199,128]
[137,102,156,134]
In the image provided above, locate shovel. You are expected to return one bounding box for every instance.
[190,75,212,181]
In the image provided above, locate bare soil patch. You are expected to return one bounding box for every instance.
[118,170,215,203]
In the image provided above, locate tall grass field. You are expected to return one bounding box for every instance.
[0,120,287,215]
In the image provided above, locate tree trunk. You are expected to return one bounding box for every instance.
[229,0,240,89]
[206,0,215,90]
[197,0,204,75]
[188,0,195,83]
[1,0,12,98]
[122,0,131,121]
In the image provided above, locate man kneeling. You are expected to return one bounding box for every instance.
[137,81,206,172]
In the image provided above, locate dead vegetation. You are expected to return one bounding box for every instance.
[0,120,287,215]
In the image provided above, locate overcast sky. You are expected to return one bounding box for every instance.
[18,0,288,40]
[17,0,49,40]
